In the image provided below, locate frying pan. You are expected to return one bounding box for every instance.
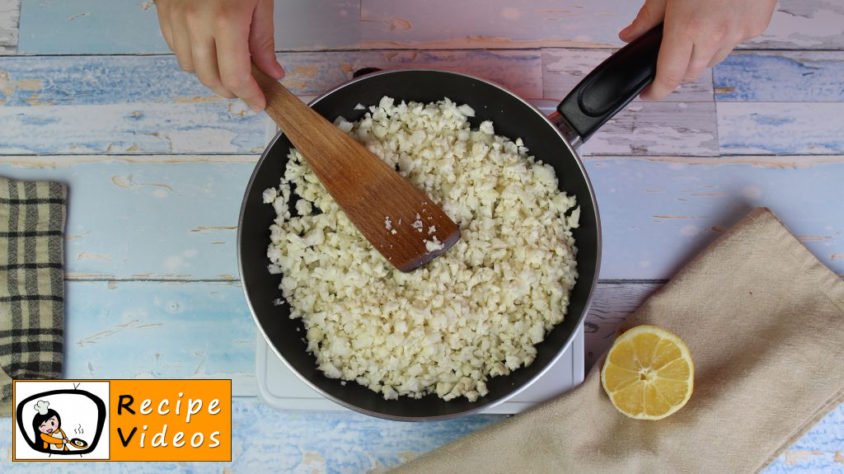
[69,438,88,448]
[239,26,663,420]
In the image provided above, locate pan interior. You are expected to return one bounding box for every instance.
[239,70,599,419]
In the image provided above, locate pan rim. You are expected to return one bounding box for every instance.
[237,68,603,421]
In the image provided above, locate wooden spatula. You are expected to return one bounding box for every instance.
[252,66,461,272]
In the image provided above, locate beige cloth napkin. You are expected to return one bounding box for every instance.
[397,208,844,473]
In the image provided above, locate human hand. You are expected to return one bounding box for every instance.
[619,0,777,100]
[155,0,284,111]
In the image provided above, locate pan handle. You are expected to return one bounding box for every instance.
[552,24,663,148]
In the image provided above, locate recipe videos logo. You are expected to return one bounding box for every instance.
[12,379,231,462]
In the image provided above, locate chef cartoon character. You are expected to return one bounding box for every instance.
[32,400,69,452]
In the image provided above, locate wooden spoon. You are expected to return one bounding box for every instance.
[252,66,461,272]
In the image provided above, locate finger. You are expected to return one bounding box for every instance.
[191,38,235,99]
[641,30,693,100]
[707,45,735,69]
[684,41,720,82]
[155,3,175,51]
[172,14,195,72]
[216,18,266,111]
[619,0,667,43]
[250,0,285,79]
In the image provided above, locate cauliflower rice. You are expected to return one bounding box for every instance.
[264,97,579,402]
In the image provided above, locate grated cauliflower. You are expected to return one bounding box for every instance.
[264,96,579,402]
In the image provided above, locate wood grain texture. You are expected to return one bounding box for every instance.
[2,155,842,281]
[0,155,255,280]
[64,281,257,396]
[0,0,18,54]
[589,156,844,279]
[715,51,844,102]
[16,0,844,53]
[718,103,844,155]
[746,0,844,50]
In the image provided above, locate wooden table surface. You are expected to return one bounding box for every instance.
[1,0,843,472]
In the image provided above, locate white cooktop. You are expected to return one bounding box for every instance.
[256,323,584,414]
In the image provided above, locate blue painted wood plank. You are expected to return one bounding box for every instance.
[0,55,274,155]
[718,103,844,155]
[0,104,272,155]
[0,49,541,104]
[0,156,254,280]
[2,156,843,281]
[0,55,227,106]
[715,52,844,102]
[0,51,539,155]
[18,0,169,54]
[64,281,257,396]
[0,397,841,471]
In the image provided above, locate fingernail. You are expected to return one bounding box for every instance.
[250,103,264,113]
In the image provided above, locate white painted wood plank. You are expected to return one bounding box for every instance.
[0,0,18,54]
[2,155,842,281]
[542,49,713,103]
[64,281,257,396]
[715,51,844,102]
[718,103,844,155]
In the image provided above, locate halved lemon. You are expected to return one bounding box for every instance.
[601,325,694,420]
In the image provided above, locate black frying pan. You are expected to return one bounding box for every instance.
[238,26,663,420]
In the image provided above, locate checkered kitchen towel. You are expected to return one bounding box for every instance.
[0,177,67,415]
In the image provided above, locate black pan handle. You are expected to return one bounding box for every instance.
[555,24,663,146]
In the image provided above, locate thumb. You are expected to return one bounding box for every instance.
[250,0,284,79]
[619,0,666,43]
